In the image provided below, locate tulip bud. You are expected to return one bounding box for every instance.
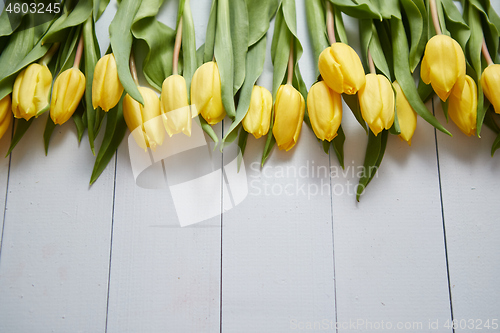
[448,75,477,136]
[92,53,124,111]
[0,95,12,140]
[12,63,52,121]
[50,68,86,125]
[242,85,272,139]
[421,35,466,102]
[480,64,500,114]
[161,74,192,137]
[318,43,366,95]
[123,86,165,151]
[393,81,417,145]
[190,61,226,125]
[307,81,342,142]
[358,74,395,136]
[272,84,305,151]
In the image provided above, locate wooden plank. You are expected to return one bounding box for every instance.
[0,123,12,249]
[331,97,453,332]
[221,2,336,331]
[434,98,500,331]
[106,1,222,332]
[0,114,115,332]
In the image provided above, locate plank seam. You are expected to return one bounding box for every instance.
[0,125,14,263]
[432,98,455,333]
[329,149,339,333]
[220,121,224,333]
[105,151,118,333]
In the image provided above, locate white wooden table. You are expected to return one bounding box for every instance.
[0,1,499,332]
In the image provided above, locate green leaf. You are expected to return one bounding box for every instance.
[237,127,248,171]
[43,115,57,155]
[306,0,329,75]
[109,0,143,104]
[343,93,368,133]
[182,0,197,97]
[6,117,34,157]
[331,125,345,168]
[83,16,101,155]
[400,0,427,72]
[441,0,470,48]
[199,116,219,144]
[229,0,249,95]
[484,107,500,134]
[246,0,280,46]
[223,35,267,143]
[72,102,87,143]
[214,0,236,118]
[356,130,388,201]
[360,19,391,79]
[391,18,451,136]
[90,95,127,185]
[55,25,81,74]
[204,0,217,63]
[327,0,382,20]
[43,0,93,44]
[334,7,349,43]
[372,0,401,20]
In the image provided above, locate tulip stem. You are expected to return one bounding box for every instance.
[368,50,376,74]
[287,39,294,85]
[40,42,60,66]
[172,17,183,76]
[326,1,336,44]
[482,38,494,66]
[73,36,84,68]
[130,50,139,86]
[430,0,442,35]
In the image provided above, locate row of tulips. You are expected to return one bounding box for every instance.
[0,0,499,199]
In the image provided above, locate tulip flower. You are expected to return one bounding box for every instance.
[480,64,500,114]
[161,74,193,137]
[0,95,12,140]
[50,68,86,125]
[307,81,342,142]
[272,84,305,151]
[123,86,165,151]
[242,85,272,139]
[190,61,225,125]
[92,53,124,111]
[318,43,366,95]
[358,74,395,136]
[421,35,466,102]
[448,75,477,136]
[393,81,417,145]
[12,63,52,121]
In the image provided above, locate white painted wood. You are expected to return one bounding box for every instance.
[0,123,12,249]
[221,2,336,332]
[434,98,500,330]
[106,1,222,332]
[0,113,115,332]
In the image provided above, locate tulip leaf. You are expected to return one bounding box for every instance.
[356,130,388,201]
[237,127,248,171]
[72,102,87,143]
[204,0,217,63]
[95,0,111,21]
[199,116,219,145]
[331,125,345,168]
[55,25,81,74]
[400,0,427,72]
[360,19,391,80]
[491,131,500,156]
[229,0,249,95]
[327,0,382,20]
[6,117,34,157]
[109,0,144,105]
[182,0,197,96]
[391,18,451,136]
[469,0,500,63]
[214,0,236,118]
[43,116,57,155]
[306,0,329,77]
[484,107,500,134]
[441,0,470,48]
[90,95,127,185]
[246,0,280,46]
[417,78,434,103]
[43,0,93,44]
[0,1,25,37]
[83,16,101,155]
[371,0,401,20]
[223,35,267,144]
[343,93,368,133]
[131,13,175,91]
[335,7,349,44]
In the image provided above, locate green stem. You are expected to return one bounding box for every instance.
[130,50,139,86]
[368,49,376,74]
[430,0,442,35]
[73,36,84,68]
[326,1,336,44]
[287,38,294,85]
[40,43,60,66]
[172,17,183,75]
[482,38,494,66]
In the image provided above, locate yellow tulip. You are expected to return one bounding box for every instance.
[272,84,305,151]
[307,81,342,142]
[0,95,12,140]
[358,74,395,136]
[448,75,477,136]
[393,81,417,145]
[161,74,193,137]
[480,64,500,114]
[421,34,466,102]
[318,42,366,95]
[12,63,52,121]
[92,53,124,111]
[123,86,164,151]
[190,61,226,125]
[242,85,272,139]
[50,68,86,125]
